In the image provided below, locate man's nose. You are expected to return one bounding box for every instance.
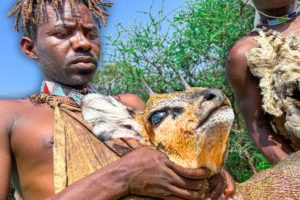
[71,31,92,52]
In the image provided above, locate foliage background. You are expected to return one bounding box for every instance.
[93,0,272,182]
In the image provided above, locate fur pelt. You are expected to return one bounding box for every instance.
[81,93,142,141]
[246,30,300,138]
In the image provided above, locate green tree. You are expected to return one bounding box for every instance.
[94,0,272,182]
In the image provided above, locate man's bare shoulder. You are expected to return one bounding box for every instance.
[225,35,261,91]
[0,99,33,113]
[0,99,28,112]
[0,98,49,120]
[0,99,35,137]
[114,93,145,111]
[227,35,258,64]
[226,35,259,78]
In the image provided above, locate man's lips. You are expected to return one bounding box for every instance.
[69,56,97,66]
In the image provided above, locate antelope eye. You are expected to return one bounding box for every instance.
[150,111,168,127]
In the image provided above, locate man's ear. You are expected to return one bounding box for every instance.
[20,37,38,59]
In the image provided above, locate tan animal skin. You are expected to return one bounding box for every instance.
[81,84,300,199]
[246,30,300,151]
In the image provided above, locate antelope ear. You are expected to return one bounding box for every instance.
[81,93,143,141]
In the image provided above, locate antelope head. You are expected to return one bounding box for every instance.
[81,82,234,176]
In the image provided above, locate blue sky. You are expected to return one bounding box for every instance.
[0,0,184,99]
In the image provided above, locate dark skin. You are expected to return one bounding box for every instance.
[226,0,299,165]
[0,2,233,200]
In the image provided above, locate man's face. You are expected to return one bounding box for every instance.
[34,2,100,87]
[253,0,294,14]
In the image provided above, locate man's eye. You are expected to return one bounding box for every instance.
[150,111,168,127]
[53,31,71,39]
[86,32,98,40]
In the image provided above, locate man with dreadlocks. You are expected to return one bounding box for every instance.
[0,0,231,199]
[226,0,300,165]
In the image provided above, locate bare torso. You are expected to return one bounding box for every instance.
[2,93,145,200]
[226,16,300,164]
[5,99,55,199]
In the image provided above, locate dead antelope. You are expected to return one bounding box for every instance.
[82,80,300,199]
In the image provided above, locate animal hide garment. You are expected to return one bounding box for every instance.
[246,30,300,143]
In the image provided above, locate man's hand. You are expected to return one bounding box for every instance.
[208,168,235,200]
[120,147,210,199]
[49,147,234,200]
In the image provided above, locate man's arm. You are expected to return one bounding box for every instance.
[226,38,293,164]
[0,101,14,199]
[50,147,211,199]
[50,94,210,199]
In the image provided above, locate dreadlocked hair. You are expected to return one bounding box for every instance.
[7,0,112,40]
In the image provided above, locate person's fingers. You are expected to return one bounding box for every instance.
[123,148,211,198]
[171,173,209,191]
[208,171,227,200]
[173,177,209,191]
[167,161,209,179]
[223,170,235,198]
[164,184,209,200]
[164,197,186,200]
[149,165,209,191]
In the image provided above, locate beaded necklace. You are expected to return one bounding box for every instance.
[41,80,97,105]
[258,1,300,27]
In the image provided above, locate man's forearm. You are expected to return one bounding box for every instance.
[249,125,293,164]
[49,160,129,200]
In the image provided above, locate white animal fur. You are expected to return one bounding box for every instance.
[81,93,142,141]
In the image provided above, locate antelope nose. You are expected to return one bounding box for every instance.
[203,88,226,102]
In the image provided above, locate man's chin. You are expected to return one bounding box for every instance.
[60,75,94,89]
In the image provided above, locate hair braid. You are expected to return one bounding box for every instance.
[8,0,112,39]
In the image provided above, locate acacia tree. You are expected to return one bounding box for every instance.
[97,0,253,95]
[94,0,271,182]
